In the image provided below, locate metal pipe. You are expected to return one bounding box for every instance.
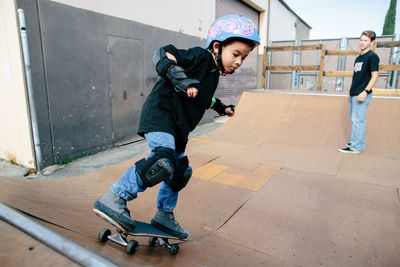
[17,9,43,171]
[266,40,272,89]
[335,37,347,92]
[0,202,120,267]
[291,40,299,90]
[391,34,399,88]
[266,0,271,45]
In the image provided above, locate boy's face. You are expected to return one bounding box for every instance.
[359,35,372,51]
[220,41,252,73]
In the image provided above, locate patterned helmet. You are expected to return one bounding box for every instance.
[206,14,260,48]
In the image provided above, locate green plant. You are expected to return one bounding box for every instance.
[57,157,77,165]
[383,0,397,35]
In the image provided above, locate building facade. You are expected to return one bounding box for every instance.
[0,0,310,168]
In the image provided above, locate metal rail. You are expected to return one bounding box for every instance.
[0,202,119,267]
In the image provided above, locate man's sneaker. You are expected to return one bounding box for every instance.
[338,147,360,154]
[346,143,351,148]
[93,190,136,232]
[151,210,190,239]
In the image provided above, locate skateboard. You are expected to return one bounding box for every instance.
[94,209,182,255]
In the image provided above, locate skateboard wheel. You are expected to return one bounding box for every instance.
[98,228,111,243]
[170,244,179,255]
[126,240,139,255]
[148,237,157,247]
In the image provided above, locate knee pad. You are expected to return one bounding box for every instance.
[135,147,177,187]
[165,156,192,192]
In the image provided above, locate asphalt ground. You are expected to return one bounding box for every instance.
[0,117,227,180]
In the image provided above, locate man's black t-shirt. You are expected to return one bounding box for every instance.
[350,50,379,96]
[138,45,220,152]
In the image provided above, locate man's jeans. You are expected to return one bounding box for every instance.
[349,93,372,151]
[111,132,183,212]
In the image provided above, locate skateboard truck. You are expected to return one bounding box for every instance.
[98,228,180,255]
[149,236,179,255]
[107,228,131,246]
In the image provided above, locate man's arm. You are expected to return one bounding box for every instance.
[365,71,378,91]
[357,71,378,102]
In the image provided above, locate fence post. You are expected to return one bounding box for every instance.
[317,44,326,91]
[262,46,267,89]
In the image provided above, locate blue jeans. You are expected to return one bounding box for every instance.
[111,132,183,212]
[349,93,372,151]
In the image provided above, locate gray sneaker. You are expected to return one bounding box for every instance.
[93,190,136,232]
[151,210,190,239]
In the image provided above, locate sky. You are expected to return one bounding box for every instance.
[283,0,400,39]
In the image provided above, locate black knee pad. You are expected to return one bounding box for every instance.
[165,156,192,192]
[135,147,177,187]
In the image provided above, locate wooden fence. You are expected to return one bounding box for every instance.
[262,41,400,91]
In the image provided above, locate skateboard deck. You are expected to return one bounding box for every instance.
[126,220,180,239]
[94,208,182,255]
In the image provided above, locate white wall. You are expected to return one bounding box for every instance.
[51,0,274,49]
[269,0,297,41]
[0,0,35,167]
[51,0,216,40]
[243,0,268,51]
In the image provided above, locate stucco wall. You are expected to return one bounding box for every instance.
[296,19,310,40]
[50,0,216,40]
[269,0,297,41]
[0,1,35,167]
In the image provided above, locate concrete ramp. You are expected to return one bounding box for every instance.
[0,91,399,266]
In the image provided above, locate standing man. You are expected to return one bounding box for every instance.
[339,30,379,153]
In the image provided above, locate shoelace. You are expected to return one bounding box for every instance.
[170,214,180,226]
[115,197,130,216]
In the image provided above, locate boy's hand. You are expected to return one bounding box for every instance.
[225,106,235,117]
[187,87,198,98]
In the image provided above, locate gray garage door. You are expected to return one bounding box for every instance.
[108,35,145,146]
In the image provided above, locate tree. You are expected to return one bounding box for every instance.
[382,0,397,35]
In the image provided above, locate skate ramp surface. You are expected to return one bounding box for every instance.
[0,90,399,266]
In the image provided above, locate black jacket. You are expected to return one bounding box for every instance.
[138,45,220,152]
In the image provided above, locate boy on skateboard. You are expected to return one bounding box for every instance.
[94,15,260,239]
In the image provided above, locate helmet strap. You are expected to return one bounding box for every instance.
[217,45,230,76]
[209,43,232,76]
